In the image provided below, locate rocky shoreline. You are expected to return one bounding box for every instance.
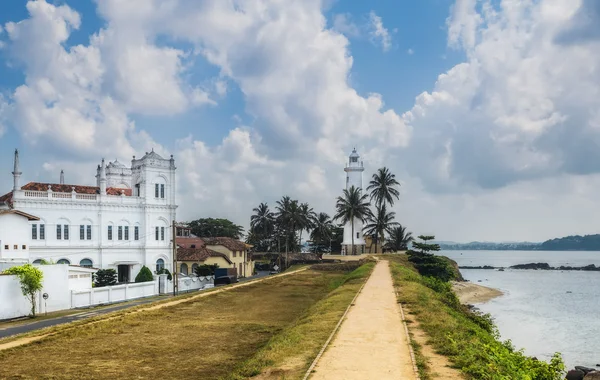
[566,365,600,379]
[459,262,600,271]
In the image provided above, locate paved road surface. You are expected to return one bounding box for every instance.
[310,260,416,380]
[0,271,270,340]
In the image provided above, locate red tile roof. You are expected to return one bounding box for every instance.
[202,237,247,252]
[0,209,40,220]
[0,182,132,201]
[175,237,205,249]
[0,191,13,207]
[176,247,232,264]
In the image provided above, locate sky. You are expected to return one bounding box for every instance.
[1,0,599,243]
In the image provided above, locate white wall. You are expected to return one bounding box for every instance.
[70,280,158,308]
[0,275,31,319]
[0,213,32,261]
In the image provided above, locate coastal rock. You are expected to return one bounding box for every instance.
[566,369,585,380]
[510,262,551,270]
[584,371,600,379]
[576,366,596,374]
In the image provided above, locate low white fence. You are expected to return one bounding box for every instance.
[71,280,158,308]
[175,275,215,293]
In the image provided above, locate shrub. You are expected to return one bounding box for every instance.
[194,264,219,276]
[3,264,44,317]
[135,266,154,283]
[156,268,172,281]
[407,235,456,282]
[94,269,117,287]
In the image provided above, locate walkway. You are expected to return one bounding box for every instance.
[311,260,416,380]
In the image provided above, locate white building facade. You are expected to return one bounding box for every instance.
[341,148,366,255]
[0,149,177,282]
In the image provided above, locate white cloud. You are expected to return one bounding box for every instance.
[368,11,392,52]
[332,13,360,37]
[407,48,414,55]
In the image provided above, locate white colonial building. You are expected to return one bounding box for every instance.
[341,148,366,255]
[0,149,177,282]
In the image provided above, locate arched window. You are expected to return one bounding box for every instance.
[57,259,70,265]
[80,259,93,268]
[156,258,165,273]
[191,263,199,275]
[180,263,188,275]
[32,259,43,264]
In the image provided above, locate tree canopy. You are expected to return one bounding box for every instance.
[188,218,244,239]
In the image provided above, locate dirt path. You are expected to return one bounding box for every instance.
[310,260,416,380]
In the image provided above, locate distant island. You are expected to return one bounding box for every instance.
[437,234,600,251]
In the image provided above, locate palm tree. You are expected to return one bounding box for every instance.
[364,204,399,254]
[299,202,317,248]
[334,186,372,255]
[367,167,401,208]
[387,225,414,252]
[250,203,274,250]
[310,212,334,253]
[275,196,303,267]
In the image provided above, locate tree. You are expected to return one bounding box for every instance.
[367,167,401,208]
[3,264,44,317]
[135,266,154,283]
[188,218,244,239]
[250,203,275,251]
[156,268,172,281]
[298,202,316,246]
[310,212,334,253]
[334,186,373,255]
[94,269,117,287]
[275,196,304,266]
[407,235,454,281]
[386,225,414,252]
[364,204,399,253]
[194,264,219,276]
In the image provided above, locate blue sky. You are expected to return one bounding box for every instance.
[1,0,599,242]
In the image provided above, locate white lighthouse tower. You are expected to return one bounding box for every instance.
[342,148,366,255]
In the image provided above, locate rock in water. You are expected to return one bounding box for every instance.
[567,369,585,380]
[584,371,600,379]
[576,366,597,374]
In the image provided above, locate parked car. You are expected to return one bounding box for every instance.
[214,268,238,286]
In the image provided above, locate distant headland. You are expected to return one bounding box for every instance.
[437,234,600,251]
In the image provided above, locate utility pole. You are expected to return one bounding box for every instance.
[172,220,178,296]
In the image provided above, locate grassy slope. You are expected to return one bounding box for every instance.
[385,255,565,380]
[228,262,375,379]
[0,266,374,380]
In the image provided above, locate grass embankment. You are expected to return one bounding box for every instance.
[0,265,373,380]
[386,255,565,380]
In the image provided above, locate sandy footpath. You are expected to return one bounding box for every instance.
[310,260,416,380]
[452,281,503,304]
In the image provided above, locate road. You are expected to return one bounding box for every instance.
[0,271,270,340]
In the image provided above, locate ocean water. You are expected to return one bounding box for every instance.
[439,250,600,369]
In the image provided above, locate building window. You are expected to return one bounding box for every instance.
[32,224,37,240]
[192,263,198,273]
[80,225,85,240]
[156,258,165,273]
[155,227,159,241]
[87,225,92,240]
[108,225,113,240]
[160,184,165,198]
[356,232,359,239]
[57,225,62,240]
[155,184,159,198]
[22,245,26,250]
[233,251,237,258]
[180,263,188,275]
[13,245,18,250]
[40,224,45,240]
[64,225,69,240]
[4,245,8,250]
[134,226,139,241]
[57,259,70,265]
[161,227,165,241]
[124,226,129,240]
[32,259,42,264]
[118,226,123,240]
[80,259,93,268]
[190,244,196,249]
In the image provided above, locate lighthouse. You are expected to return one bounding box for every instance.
[342,148,366,255]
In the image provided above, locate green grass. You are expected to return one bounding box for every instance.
[226,262,375,380]
[389,260,565,380]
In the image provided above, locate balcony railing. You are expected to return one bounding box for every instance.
[16,190,143,205]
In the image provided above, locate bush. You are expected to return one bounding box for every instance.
[94,269,117,287]
[407,235,456,282]
[194,264,219,276]
[3,264,44,317]
[156,268,172,281]
[135,266,154,283]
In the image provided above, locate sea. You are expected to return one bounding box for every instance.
[439,250,600,369]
